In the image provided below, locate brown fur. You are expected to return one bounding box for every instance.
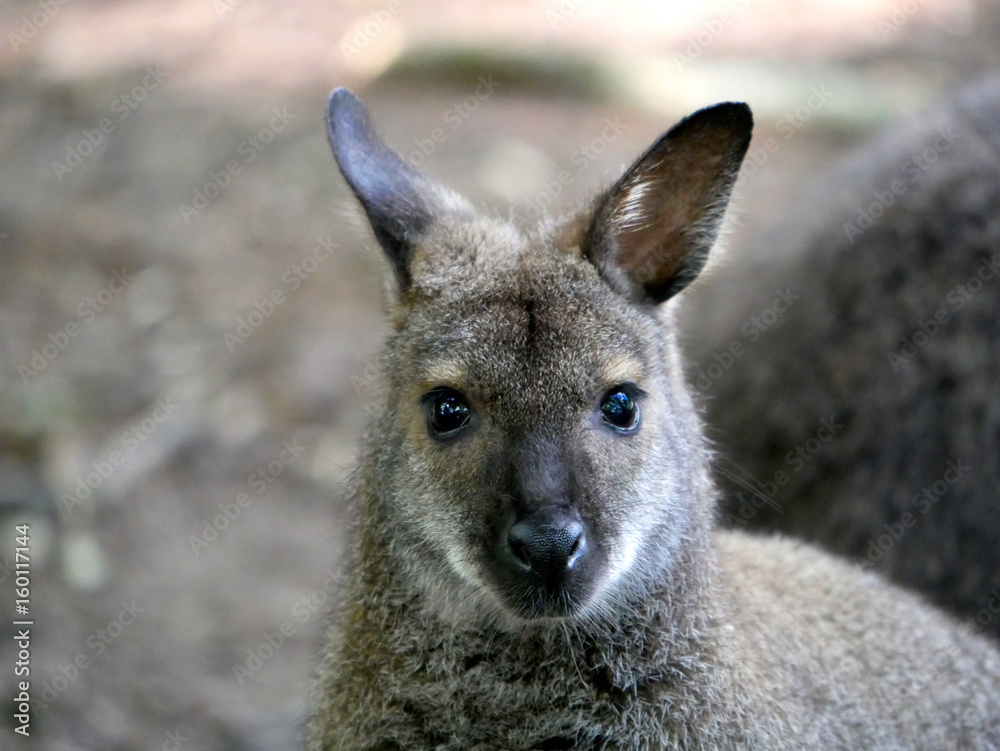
[306,89,1000,750]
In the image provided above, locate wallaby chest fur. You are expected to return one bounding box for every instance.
[314,521,1000,750]
[307,88,1000,750]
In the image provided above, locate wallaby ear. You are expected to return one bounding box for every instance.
[586,102,752,304]
[326,88,442,291]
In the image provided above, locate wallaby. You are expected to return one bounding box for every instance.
[306,88,1000,750]
[695,77,1000,640]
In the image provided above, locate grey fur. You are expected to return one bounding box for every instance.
[306,88,1000,750]
[697,77,1000,640]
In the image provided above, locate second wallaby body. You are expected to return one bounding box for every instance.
[693,77,1000,640]
[307,89,1000,750]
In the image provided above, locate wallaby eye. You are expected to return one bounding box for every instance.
[425,388,472,438]
[600,387,640,432]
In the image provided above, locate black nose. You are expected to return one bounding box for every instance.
[506,508,587,579]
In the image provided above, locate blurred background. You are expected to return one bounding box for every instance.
[0,1,998,748]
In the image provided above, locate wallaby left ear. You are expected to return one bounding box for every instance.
[585,102,752,304]
[326,88,445,293]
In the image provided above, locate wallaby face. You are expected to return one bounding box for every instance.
[326,89,751,623]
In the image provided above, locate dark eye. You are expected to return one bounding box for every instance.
[600,387,640,432]
[425,389,472,438]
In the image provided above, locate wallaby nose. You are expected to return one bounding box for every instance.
[506,509,587,578]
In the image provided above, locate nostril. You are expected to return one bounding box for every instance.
[509,538,532,568]
[507,522,535,570]
[565,523,586,569]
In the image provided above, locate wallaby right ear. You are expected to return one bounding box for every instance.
[326,88,443,292]
[585,102,753,304]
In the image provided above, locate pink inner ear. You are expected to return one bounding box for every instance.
[610,176,703,287]
[614,220,684,289]
[609,141,732,292]
[585,103,751,302]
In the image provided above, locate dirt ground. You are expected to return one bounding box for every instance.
[1,1,999,749]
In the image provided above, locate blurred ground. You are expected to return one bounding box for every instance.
[0,1,998,749]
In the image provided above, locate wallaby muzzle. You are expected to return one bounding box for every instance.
[496,505,591,617]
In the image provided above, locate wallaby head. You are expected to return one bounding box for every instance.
[326,89,751,627]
